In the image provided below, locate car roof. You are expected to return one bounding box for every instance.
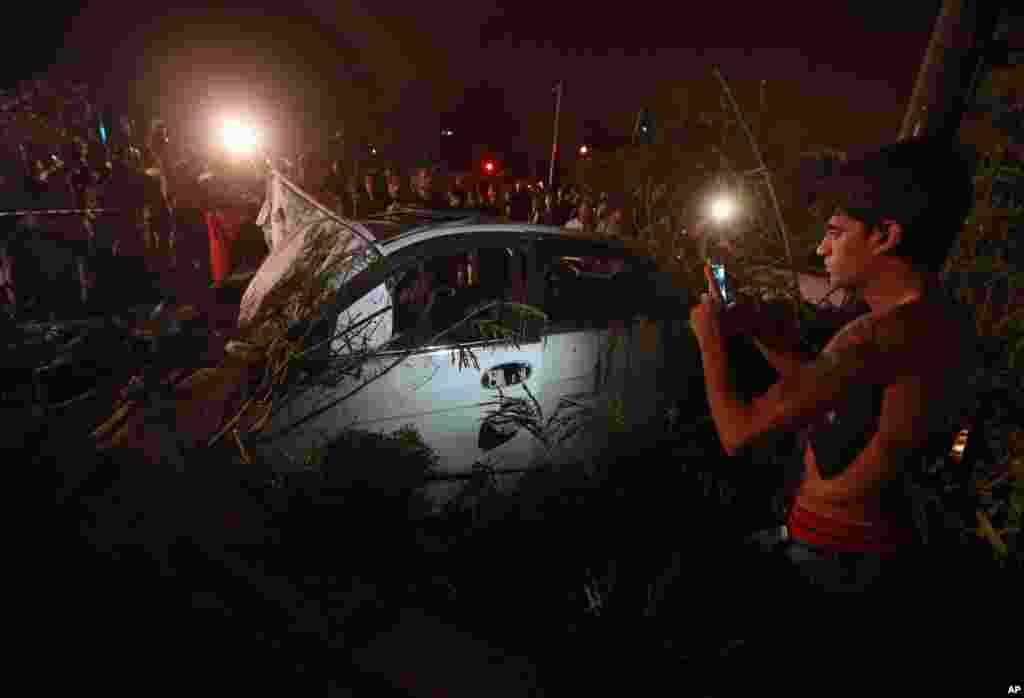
[239,208,645,326]
[358,208,497,242]
[369,207,628,254]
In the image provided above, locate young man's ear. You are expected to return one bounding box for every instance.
[872,220,904,254]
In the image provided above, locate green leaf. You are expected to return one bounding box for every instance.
[303,444,326,469]
[1007,272,1024,292]
[606,398,626,433]
[1009,337,1024,370]
[968,255,1004,274]
[1009,479,1023,528]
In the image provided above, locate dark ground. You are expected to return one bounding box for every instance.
[52,411,1018,697]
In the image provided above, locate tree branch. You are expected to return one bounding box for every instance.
[254,299,510,444]
[713,66,802,328]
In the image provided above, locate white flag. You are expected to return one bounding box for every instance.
[241,169,382,326]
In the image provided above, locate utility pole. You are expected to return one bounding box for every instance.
[898,0,1004,142]
[549,81,563,192]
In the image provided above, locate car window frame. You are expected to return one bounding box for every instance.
[535,237,655,333]
[329,230,542,356]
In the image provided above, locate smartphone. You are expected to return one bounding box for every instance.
[710,263,736,308]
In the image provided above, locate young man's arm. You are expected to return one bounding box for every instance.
[695,309,912,457]
[750,336,809,379]
[722,301,809,378]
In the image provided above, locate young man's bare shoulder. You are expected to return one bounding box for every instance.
[822,311,878,353]
[882,298,964,348]
[825,300,948,355]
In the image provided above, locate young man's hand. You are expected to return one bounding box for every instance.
[689,263,725,348]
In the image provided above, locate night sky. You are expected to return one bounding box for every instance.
[13,1,941,168]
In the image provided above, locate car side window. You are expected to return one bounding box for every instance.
[390,245,531,348]
[539,243,643,329]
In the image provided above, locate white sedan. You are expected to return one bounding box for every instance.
[240,205,693,505]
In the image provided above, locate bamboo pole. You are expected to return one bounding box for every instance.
[549,82,563,192]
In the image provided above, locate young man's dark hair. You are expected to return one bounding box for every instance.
[828,138,974,272]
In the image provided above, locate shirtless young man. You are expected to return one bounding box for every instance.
[689,139,977,594]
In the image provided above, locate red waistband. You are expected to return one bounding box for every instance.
[786,503,917,554]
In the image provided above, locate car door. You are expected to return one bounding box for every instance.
[534,239,671,462]
[257,232,547,499]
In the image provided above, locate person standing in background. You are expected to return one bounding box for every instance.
[506,179,531,222]
[143,120,174,274]
[385,167,411,212]
[564,196,596,235]
[322,158,351,217]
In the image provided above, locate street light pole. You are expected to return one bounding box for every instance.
[549,81,563,192]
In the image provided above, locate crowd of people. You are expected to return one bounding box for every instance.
[312,157,678,243]
[0,132,273,322]
[1,76,278,323]
[2,78,692,325]
[1,152,681,324]
[306,155,687,276]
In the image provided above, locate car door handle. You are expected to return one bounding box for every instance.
[482,362,532,389]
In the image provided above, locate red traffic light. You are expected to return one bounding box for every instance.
[483,161,495,174]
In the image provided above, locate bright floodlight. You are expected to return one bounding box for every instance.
[221,118,260,156]
[709,195,736,223]
[579,145,589,155]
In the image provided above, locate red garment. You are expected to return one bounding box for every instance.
[786,503,916,555]
[205,208,247,283]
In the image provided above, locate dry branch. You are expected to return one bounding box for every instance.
[713,67,802,327]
